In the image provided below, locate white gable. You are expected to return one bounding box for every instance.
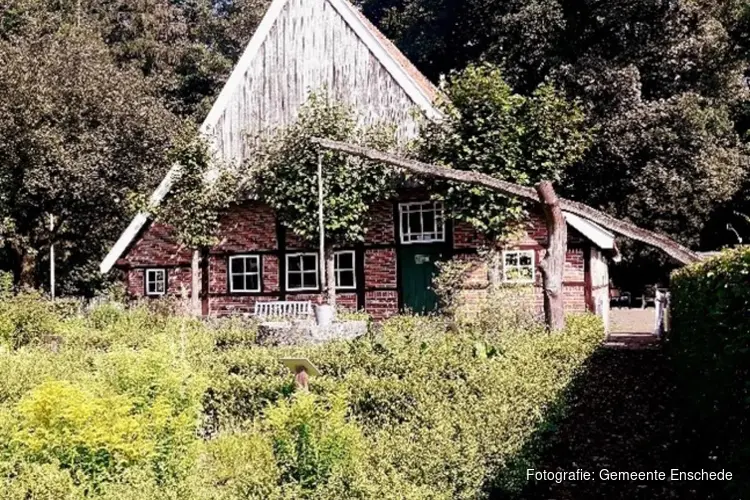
[100,0,439,273]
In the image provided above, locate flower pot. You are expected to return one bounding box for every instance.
[314,304,336,327]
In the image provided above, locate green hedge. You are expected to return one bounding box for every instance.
[670,247,750,496]
[0,296,603,499]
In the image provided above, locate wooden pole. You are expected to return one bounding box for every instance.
[536,181,567,331]
[294,366,310,391]
[310,138,701,265]
[49,214,55,300]
[318,152,327,296]
[191,249,201,317]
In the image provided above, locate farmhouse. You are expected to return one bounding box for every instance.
[100,0,616,320]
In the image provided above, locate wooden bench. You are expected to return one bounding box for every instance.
[254,301,313,319]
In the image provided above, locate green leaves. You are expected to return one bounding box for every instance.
[152,126,240,249]
[419,63,590,240]
[253,93,398,246]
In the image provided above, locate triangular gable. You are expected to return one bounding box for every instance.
[101,0,440,273]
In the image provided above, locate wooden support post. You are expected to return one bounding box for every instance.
[294,366,310,391]
[191,248,201,317]
[536,181,567,332]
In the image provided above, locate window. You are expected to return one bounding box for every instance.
[335,251,356,290]
[399,201,445,244]
[503,250,535,283]
[145,269,166,296]
[286,253,319,291]
[229,255,261,293]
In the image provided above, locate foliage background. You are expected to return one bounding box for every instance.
[670,247,750,497]
[0,285,602,498]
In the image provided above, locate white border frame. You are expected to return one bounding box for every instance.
[334,250,357,290]
[145,268,167,296]
[228,255,262,293]
[286,253,320,292]
[398,201,446,244]
[502,249,536,284]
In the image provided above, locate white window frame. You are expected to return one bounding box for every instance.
[502,250,536,284]
[398,201,446,244]
[145,268,167,296]
[334,251,357,290]
[228,255,262,293]
[286,253,320,292]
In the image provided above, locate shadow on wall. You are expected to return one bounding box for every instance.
[489,346,737,500]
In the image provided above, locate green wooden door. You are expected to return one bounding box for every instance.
[399,245,444,314]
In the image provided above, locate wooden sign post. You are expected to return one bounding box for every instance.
[280,358,321,391]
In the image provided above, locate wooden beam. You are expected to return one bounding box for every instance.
[311,138,701,265]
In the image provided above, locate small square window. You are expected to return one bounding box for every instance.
[503,250,535,283]
[286,253,319,291]
[335,251,356,290]
[145,269,166,296]
[399,201,445,244]
[229,255,261,293]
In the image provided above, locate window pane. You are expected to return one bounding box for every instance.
[303,271,318,288]
[408,212,421,235]
[245,274,259,291]
[231,258,244,274]
[288,272,302,290]
[302,255,317,270]
[288,257,302,272]
[505,253,519,266]
[422,209,435,233]
[232,275,244,291]
[337,252,353,270]
[155,276,165,293]
[338,270,355,288]
[519,267,533,280]
[147,281,156,294]
[246,257,259,273]
[519,253,533,267]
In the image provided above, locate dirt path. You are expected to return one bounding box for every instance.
[497,341,726,499]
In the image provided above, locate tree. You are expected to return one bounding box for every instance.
[418,63,589,284]
[0,0,270,120]
[146,126,240,315]
[359,0,750,284]
[252,94,397,307]
[0,26,176,293]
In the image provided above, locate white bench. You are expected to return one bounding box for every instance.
[254,301,313,319]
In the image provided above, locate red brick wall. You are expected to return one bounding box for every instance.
[117,222,191,267]
[117,196,597,319]
[366,201,395,244]
[212,202,277,252]
[364,249,397,288]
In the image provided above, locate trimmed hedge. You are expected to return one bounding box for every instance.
[0,296,603,498]
[670,247,750,496]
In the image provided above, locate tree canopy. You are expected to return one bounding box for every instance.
[419,63,590,241]
[0,26,176,293]
[253,94,397,246]
[358,0,750,280]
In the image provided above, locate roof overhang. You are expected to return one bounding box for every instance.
[563,211,616,251]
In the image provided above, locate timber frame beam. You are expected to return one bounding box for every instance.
[312,138,701,265]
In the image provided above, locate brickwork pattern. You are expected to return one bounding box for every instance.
[118,197,599,319]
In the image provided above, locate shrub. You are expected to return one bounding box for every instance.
[670,247,750,497]
[0,293,603,498]
[265,392,364,493]
[0,292,60,348]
